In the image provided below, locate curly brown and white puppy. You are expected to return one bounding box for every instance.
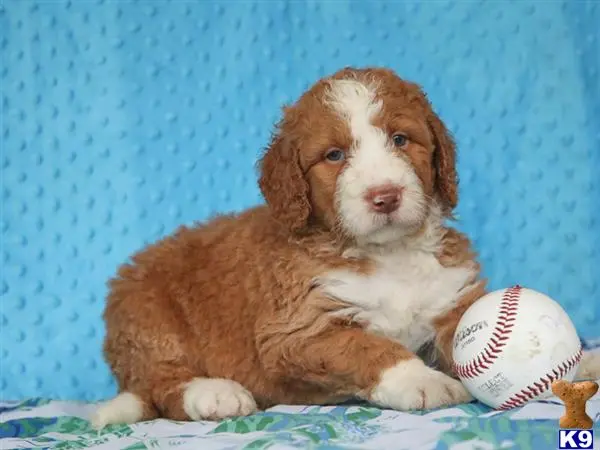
[92,67,599,427]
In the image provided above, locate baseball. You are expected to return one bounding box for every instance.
[452,285,582,410]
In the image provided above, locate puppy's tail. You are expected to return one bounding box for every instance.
[90,391,158,430]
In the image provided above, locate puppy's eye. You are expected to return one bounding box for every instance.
[392,134,408,148]
[325,148,345,163]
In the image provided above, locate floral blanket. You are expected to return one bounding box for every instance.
[2,341,599,450]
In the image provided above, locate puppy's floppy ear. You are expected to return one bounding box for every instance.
[258,126,311,233]
[427,109,459,213]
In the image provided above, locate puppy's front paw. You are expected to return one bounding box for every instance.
[575,351,600,381]
[182,378,257,421]
[367,359,473,410]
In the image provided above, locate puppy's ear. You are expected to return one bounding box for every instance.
[258,128,311,233]
[428,110,459,213]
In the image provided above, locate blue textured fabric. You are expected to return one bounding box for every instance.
[1,1,599,401]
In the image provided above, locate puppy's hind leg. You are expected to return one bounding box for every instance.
[137,363,258,422]
[145,361,259,422]
[92,366,258,426]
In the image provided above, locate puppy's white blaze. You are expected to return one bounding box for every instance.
[325,79,426,242]
[91,392,144,430]
[324,79,382,136]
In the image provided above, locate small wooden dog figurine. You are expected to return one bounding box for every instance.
[551,379,599,429]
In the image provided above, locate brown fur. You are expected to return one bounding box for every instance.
[101,66,487,421]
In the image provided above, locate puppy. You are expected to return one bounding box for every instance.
[92,67,599,428]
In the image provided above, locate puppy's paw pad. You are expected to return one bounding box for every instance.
[183,378,257,421]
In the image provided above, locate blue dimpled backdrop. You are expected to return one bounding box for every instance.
[2,0,599,401]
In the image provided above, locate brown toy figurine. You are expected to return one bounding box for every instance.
[551,379,599,429]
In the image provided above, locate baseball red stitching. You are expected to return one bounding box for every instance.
[496,348,582,410]
[452,285,522,379]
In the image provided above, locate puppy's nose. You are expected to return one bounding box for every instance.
[365,185,403,214]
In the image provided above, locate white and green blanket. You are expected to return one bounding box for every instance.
[2,341,599,450]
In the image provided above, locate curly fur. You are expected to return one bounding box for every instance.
[92,67,599,428]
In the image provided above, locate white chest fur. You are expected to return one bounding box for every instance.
[316,244,476,353]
